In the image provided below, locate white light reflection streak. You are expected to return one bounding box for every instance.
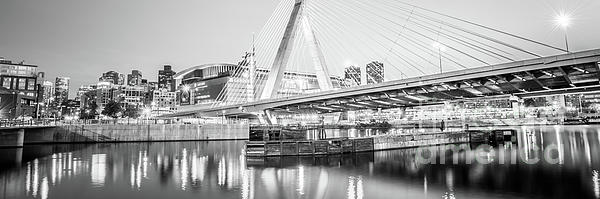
[583,130,592,166]
[68,153,73,176]
[41,177,48,199]
[347,176,355,199]
[130,163,135,189]
[25,162,31,194]
[357,176,363,199]
[227,159,234,189]
[142,151,148,179]
[241,168,255,199]
[315,169,329,199]
[424,175,428,196]
[297,166,304,196]
[33,159,39,198]
[218,156,226,186]
[136,152,142,189]
[556,126,564,164]
[191,151,197,183]
[91,154,107,187]
[181,149,188,190]
[199,156,207,183]
[51,154,57,185]
[593,170,599,199]
[57,153,63,183]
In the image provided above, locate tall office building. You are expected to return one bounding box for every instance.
[127,70,143,86]
[54,77,70,105]
[94,82,118,108]
[366,61,384,84]
[158,65,176,92]
[76,85,97,102]
[119,85,146,107]
[99,71,125,85]
[151,89,177,115]
[42,81,54,104]
[344,65,361,87]
[39,80,55,118]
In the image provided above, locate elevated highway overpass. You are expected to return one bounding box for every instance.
[169,49,600,119]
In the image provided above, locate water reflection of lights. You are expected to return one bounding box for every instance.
[297,166,305,196]
[443,169,455,199]
[446,169,454,191]
[593,170,599,198]
[347,177,355,199]
[33,159,39,197]
[191,152,208,184]
[91,154,107,187]
[423,175,428,196]
[181,149,188,190]
[15,143,259,198]
[582,130,592,166]
[26,161,31,193]
[315,170,329,199]
[227,156,234,189]
[41,177,49,199]
[130,164,135,189]
[130,150,148,190]
[556,126,564,164]
[261,168,278,196]
[347,176,364,199]
[26,153,87,199]
[218,156,226,186]
[241,168,255,199]
[142,151,148,178]
[442,192,456,199]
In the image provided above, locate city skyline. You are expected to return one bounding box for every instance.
[1,1,600,199]
[2,0,600,98]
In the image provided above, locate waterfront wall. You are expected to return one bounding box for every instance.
[0,129,24,147]
[22,123,249,144]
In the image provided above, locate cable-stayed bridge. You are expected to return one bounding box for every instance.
[168,0,600,123]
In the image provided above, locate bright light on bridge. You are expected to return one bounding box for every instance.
[554,12,572,52]
[554,13,572,28]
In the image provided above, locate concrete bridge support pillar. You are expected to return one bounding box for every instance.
[16,129,24,147]
[257,110,278,125]
[510,96,523,119]
[0,129,25,148]
[557,94,567,122]
[14,148,23,166]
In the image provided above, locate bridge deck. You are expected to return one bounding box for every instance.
[169,49,600,117]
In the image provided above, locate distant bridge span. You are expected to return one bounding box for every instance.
[169,49,600,118]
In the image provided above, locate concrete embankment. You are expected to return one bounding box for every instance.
[2,123,249,146]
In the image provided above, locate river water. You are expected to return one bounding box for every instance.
[1,125,599,199]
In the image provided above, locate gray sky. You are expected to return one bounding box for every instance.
[1,0,599,98]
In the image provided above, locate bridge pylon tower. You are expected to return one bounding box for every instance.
[260,0,333,100]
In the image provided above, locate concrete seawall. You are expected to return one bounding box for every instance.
[19,123,249,144]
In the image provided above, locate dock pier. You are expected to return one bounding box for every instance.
[245,127,517,157]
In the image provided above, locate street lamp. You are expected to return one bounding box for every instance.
[554,12,571,53]
[181,85,190,92]
[143,108,151,124]
[432,42,447,74]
